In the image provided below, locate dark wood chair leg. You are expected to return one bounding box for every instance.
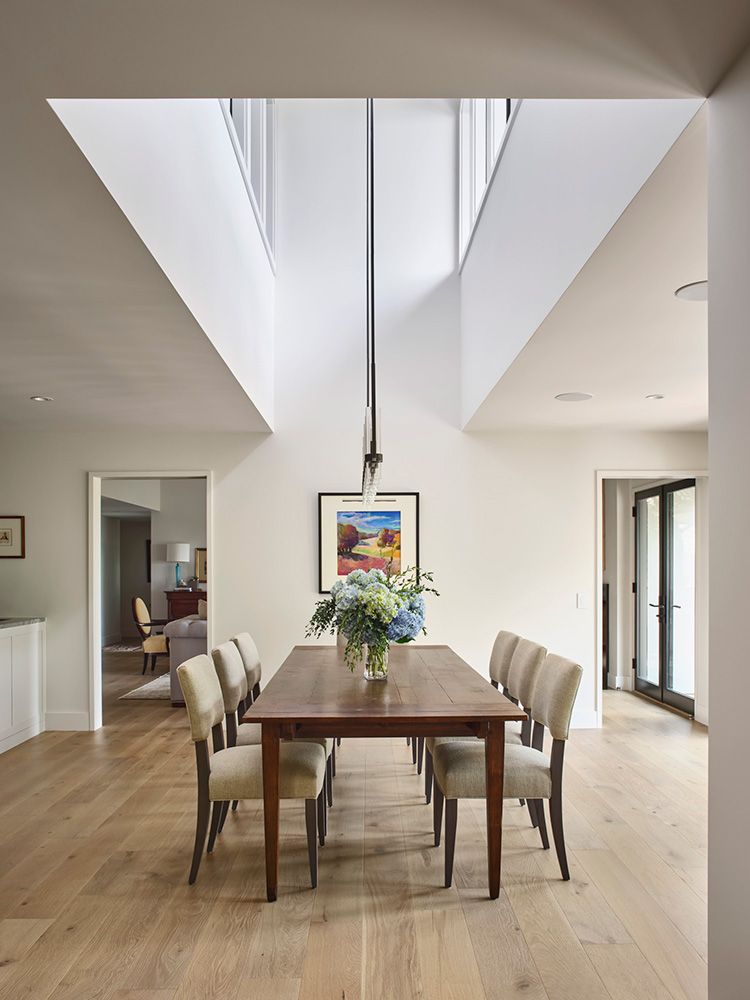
[188,744,211,884]
[331,742,336,777]
[150,654,157,672]
[425,748,433,805]
[142,652,148,675]
[306,799,318,888]
[336,737,341,747]
[417,737,424,775]
[532,800,550,849]
[433,781,444,846]
[317,786,326,847]
[549,741,569,879]
[326,756,333,807]
[207,801,224,853]
[252,681,261,701]
[490,679,499,689]
[231,800,239,811]
[412,738,418,766]
[526,799,537,827]
[444,798,458,888]
[217,798,230,834]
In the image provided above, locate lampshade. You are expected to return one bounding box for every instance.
[166,542,190,564]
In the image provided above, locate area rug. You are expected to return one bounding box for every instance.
[119,674,171,700]
[103,642,141,652]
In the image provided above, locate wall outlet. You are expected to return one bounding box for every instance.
[576,593,587,609]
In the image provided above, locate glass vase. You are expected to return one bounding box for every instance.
[364,644,389,681]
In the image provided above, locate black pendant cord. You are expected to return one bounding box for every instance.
[366,97,378,460]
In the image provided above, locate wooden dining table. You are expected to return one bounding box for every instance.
[242,643,527,901]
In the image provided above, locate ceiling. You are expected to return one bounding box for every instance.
[467,105,707,431]
[0,2,734,433]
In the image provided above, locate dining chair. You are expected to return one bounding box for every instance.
[215,641,335,825]
[423,630,523,804]
[131,596,169,675]
[177,653,327,887]
[232,631,262,707]
[431,652,582,885]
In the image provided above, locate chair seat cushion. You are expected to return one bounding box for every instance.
[432,741,551,800]
[236,726,333,758]
[209,742,326,801]
[142,634,168,654]
[426,725,522,756]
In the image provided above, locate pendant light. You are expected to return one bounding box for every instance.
[362,98,383,504]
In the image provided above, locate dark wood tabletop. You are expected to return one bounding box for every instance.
[243,644,526,901]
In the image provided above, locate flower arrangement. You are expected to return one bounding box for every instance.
[306,565,439,677]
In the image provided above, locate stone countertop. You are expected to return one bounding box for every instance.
[0,617,46,630]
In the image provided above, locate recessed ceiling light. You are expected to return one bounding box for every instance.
[646,394,665,400]
[555,392,593,402]
[675,280,707,301]
[29,395,54,402]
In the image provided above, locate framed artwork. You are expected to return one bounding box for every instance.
[318,492,419,594]
[195,547,208,582]
[0,516,25,558]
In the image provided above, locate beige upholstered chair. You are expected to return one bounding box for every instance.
[232,632,262,706]
[489,630,522,693]
[213,641,335,829]
[423,630,524,804]
[432,652,582,885]
[131,596,168,675]
[505,637,547,745]
[177,654,327,887]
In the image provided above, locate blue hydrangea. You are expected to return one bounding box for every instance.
[366,568,388,585]
[330,580,345,600]
[386,608,423,642]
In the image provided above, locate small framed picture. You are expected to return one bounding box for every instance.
[318,493,419,594]
[0,516,25,558]
[195,547,208,582]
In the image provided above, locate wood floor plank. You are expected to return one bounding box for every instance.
[585,943,677,1000]
[413,908,488,1000]
[0,918,55,966]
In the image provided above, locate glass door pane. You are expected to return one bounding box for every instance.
[665,483,696,708]
[636,491,661,689]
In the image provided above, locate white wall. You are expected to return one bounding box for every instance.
[707,42,750,998]
[100,516,121,645]
[150,478,207,619]
[49,98,275,429]
[102,479,160,510]
[120,518,150,637]
[460,98,703,426]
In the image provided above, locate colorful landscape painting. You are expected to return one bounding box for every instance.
[337,510,401,575]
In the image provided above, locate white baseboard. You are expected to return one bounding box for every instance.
[608,673,633,691]
[45,711,90,731]
[571,707,599,729]
[0,717,45,754]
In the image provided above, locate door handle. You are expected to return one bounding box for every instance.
[648,602,663,608]
[671,604,681,609]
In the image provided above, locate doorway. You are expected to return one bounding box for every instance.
[634,479,696,715]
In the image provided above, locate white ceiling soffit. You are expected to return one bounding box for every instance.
[466,106,707,432]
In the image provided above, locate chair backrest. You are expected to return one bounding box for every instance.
[530,654,583,741]
[488,631,521,687]
[177,654,225,743]
[231,632,262,691]
[506,638,547,708]
[132,597,152,639]
[211,642,248,715]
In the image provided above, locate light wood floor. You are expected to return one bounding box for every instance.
[0,653,708,1000]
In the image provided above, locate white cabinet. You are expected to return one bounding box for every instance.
[0,620,45,754]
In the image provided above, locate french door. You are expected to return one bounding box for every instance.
[634,480,696,715]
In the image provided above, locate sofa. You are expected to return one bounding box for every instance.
[164,614,208,706]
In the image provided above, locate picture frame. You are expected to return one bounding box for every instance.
[0,516,25,558]
[195,547,208,583]
[318,492,419,594]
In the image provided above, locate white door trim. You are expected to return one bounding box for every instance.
[88,469,213,730]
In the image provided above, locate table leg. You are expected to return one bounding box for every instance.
[262,723,280,902]
[485,721,505,899]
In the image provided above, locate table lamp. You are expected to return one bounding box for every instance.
[166,542,190,588]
